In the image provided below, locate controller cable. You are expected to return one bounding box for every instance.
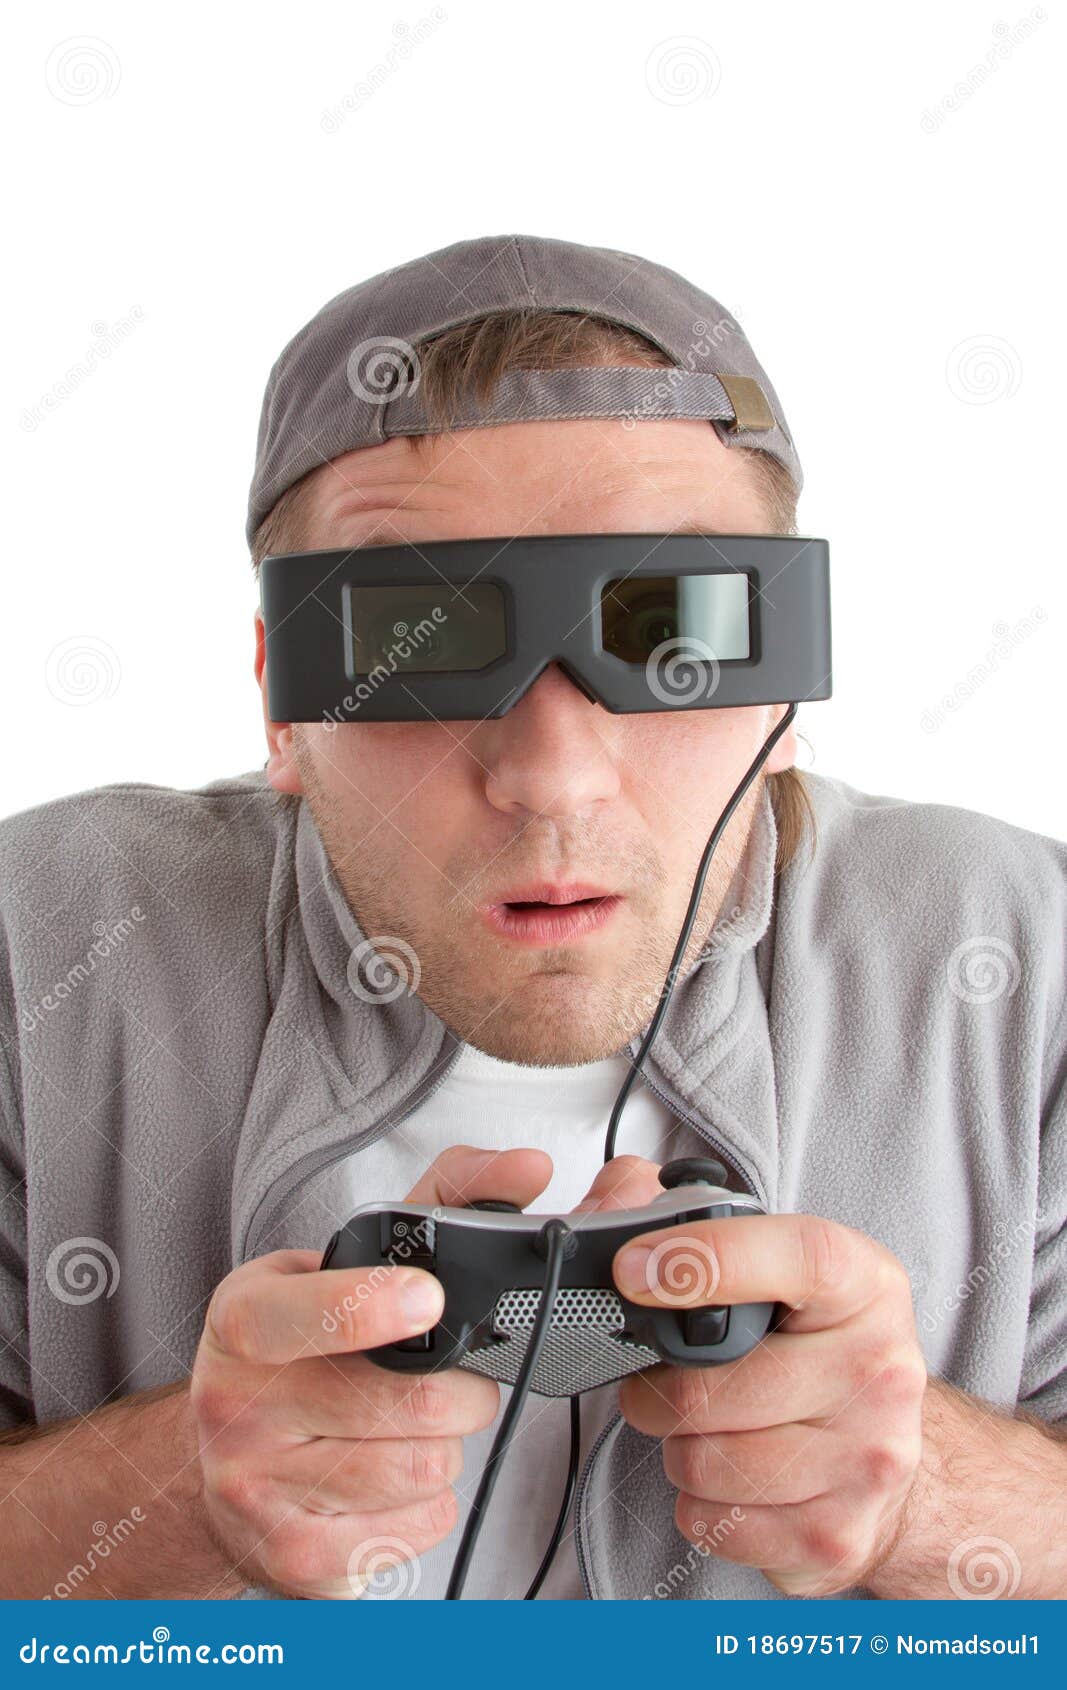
[445,1219,572,1599]
[604,701,797,1162]
[449,703,798,1598]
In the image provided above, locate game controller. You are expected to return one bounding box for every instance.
[320,1158,774,1396]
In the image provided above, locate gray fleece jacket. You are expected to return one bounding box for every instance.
[0,766,1064,1602]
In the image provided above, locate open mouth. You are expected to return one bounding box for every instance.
[482,885,623,946]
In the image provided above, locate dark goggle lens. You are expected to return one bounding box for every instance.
[345,583,507,675]
[600,573,751,663]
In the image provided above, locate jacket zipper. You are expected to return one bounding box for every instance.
[240,1036,465,1261]
[245,1037,764,1260]
[628,1045,766,1207]
[573,1410,623,1600]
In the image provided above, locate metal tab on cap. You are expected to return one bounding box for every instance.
[717,374,775,433]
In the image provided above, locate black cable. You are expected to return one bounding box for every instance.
[445,1219,572,1600]
[603,702,798,1163]
[523,1393,581,1599]
[450,704,799,1600]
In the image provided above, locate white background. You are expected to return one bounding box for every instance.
[6,1,1064,838]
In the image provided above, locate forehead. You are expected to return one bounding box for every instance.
[305,417,766,548]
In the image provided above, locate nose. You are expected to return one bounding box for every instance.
[479,663,622,818]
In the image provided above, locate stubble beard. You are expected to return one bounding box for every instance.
[295,731,761,1066]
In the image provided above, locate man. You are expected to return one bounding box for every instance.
[0,235,1064,1602]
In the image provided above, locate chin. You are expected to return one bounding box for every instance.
[452,972,637,1066]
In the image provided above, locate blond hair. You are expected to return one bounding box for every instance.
[251,308,816,872]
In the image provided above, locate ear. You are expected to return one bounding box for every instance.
[254,612,304,795]
[763,703,798,775]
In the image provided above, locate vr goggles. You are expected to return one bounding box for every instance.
[260,532,832,724]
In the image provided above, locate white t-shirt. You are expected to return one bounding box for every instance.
[304,1042,705,1598]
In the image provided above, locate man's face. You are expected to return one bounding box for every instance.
[255,415,796,1065]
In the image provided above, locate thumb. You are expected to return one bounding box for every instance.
[404,1144,553,1210]
[571,1155,663,1216]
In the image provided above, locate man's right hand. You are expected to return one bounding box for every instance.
[190,1146,552,1599]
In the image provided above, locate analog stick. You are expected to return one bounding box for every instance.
[658,1156,730,1191]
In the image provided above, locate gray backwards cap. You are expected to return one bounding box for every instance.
[246,233,804,550]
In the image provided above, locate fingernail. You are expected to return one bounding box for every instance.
[398,1270,444,1327]
[615,1245,653,1298]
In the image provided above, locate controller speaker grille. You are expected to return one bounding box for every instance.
[495,1286,624,1330]
[458,1285,660,1396]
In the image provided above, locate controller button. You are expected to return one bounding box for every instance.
[321,1229,341,1268]
[379,1211,436,1268]
[659,1156,730,1191]
[468,1199,523,1214]
[393,1329,435,1354]
[682,1304,730,1347]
